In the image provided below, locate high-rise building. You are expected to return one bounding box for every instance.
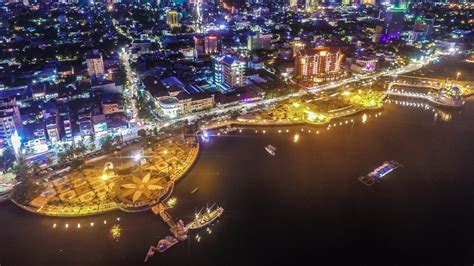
[166,10,180,28]
[0,98,22,150]
[294,47,344,83]
[214,55,246,90]
[375,7,405,43]
[247,33,272,51]
[86,50,105,79]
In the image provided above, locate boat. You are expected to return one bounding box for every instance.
[186,205,224,230]
[359,160,402,186]
[191,187,199,194]
[200,131,210,143]
[265,145,277,156]
[157,236,179,253]
[144,236,179,262]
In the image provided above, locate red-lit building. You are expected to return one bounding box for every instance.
[294,47,344,83]
[194,34,220,56]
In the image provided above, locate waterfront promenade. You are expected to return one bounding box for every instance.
[11,135,200,217]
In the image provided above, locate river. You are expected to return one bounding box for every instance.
[1,97,474,265]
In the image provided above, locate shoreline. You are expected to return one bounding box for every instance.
[10,137,200,218]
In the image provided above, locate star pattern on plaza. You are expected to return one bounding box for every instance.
[120,172,163,202]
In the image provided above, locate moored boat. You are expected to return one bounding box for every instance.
[186,205,224,230]
[265,145,277,156]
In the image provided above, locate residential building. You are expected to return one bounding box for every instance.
[294,47,344,83]
[86,50,105,79]
[214,55,246,90]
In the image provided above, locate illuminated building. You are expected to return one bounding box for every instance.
[194,34,220,56]
[294,47,344,83]
[166,10,180,28]
[205,35,219,54]
[374,7,405,43]
[305,0,319,12]
[342,0,351,5]
[290,0,298,8]
[408,17,435,41]
[0,111,17,150]
[0,98,22,150]
[351,56,378,74]
[213,55,246,90]
[247,33,272,51]
[86,50,105,79]
[362,0,375,4]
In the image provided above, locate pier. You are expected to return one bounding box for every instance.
[151,203,188,241]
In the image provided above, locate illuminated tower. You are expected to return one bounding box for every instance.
[166,10,180,28]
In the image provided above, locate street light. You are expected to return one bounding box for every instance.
[133,152,142,162]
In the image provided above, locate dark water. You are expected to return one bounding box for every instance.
[1,99,474,266]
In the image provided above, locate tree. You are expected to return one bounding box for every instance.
[75,141,88,157]
[11,156,39,204]
[137,129,147,138]
[0,148,16,170]
[101,136,115,153]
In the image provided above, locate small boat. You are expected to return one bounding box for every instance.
[157,236,179,253]
[144,236,179,262]
[191,187,199,194]
[265,145,277,156]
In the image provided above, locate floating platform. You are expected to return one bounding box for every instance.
[359,161,402,186]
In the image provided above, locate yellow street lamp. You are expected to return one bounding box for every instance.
[456,72,461,82]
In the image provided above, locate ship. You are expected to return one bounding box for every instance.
[186,204,224,230]
[191,187,199,194]
[359,160,402,186]
[265,145,277,156]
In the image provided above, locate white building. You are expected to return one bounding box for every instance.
[214,55,246,91]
